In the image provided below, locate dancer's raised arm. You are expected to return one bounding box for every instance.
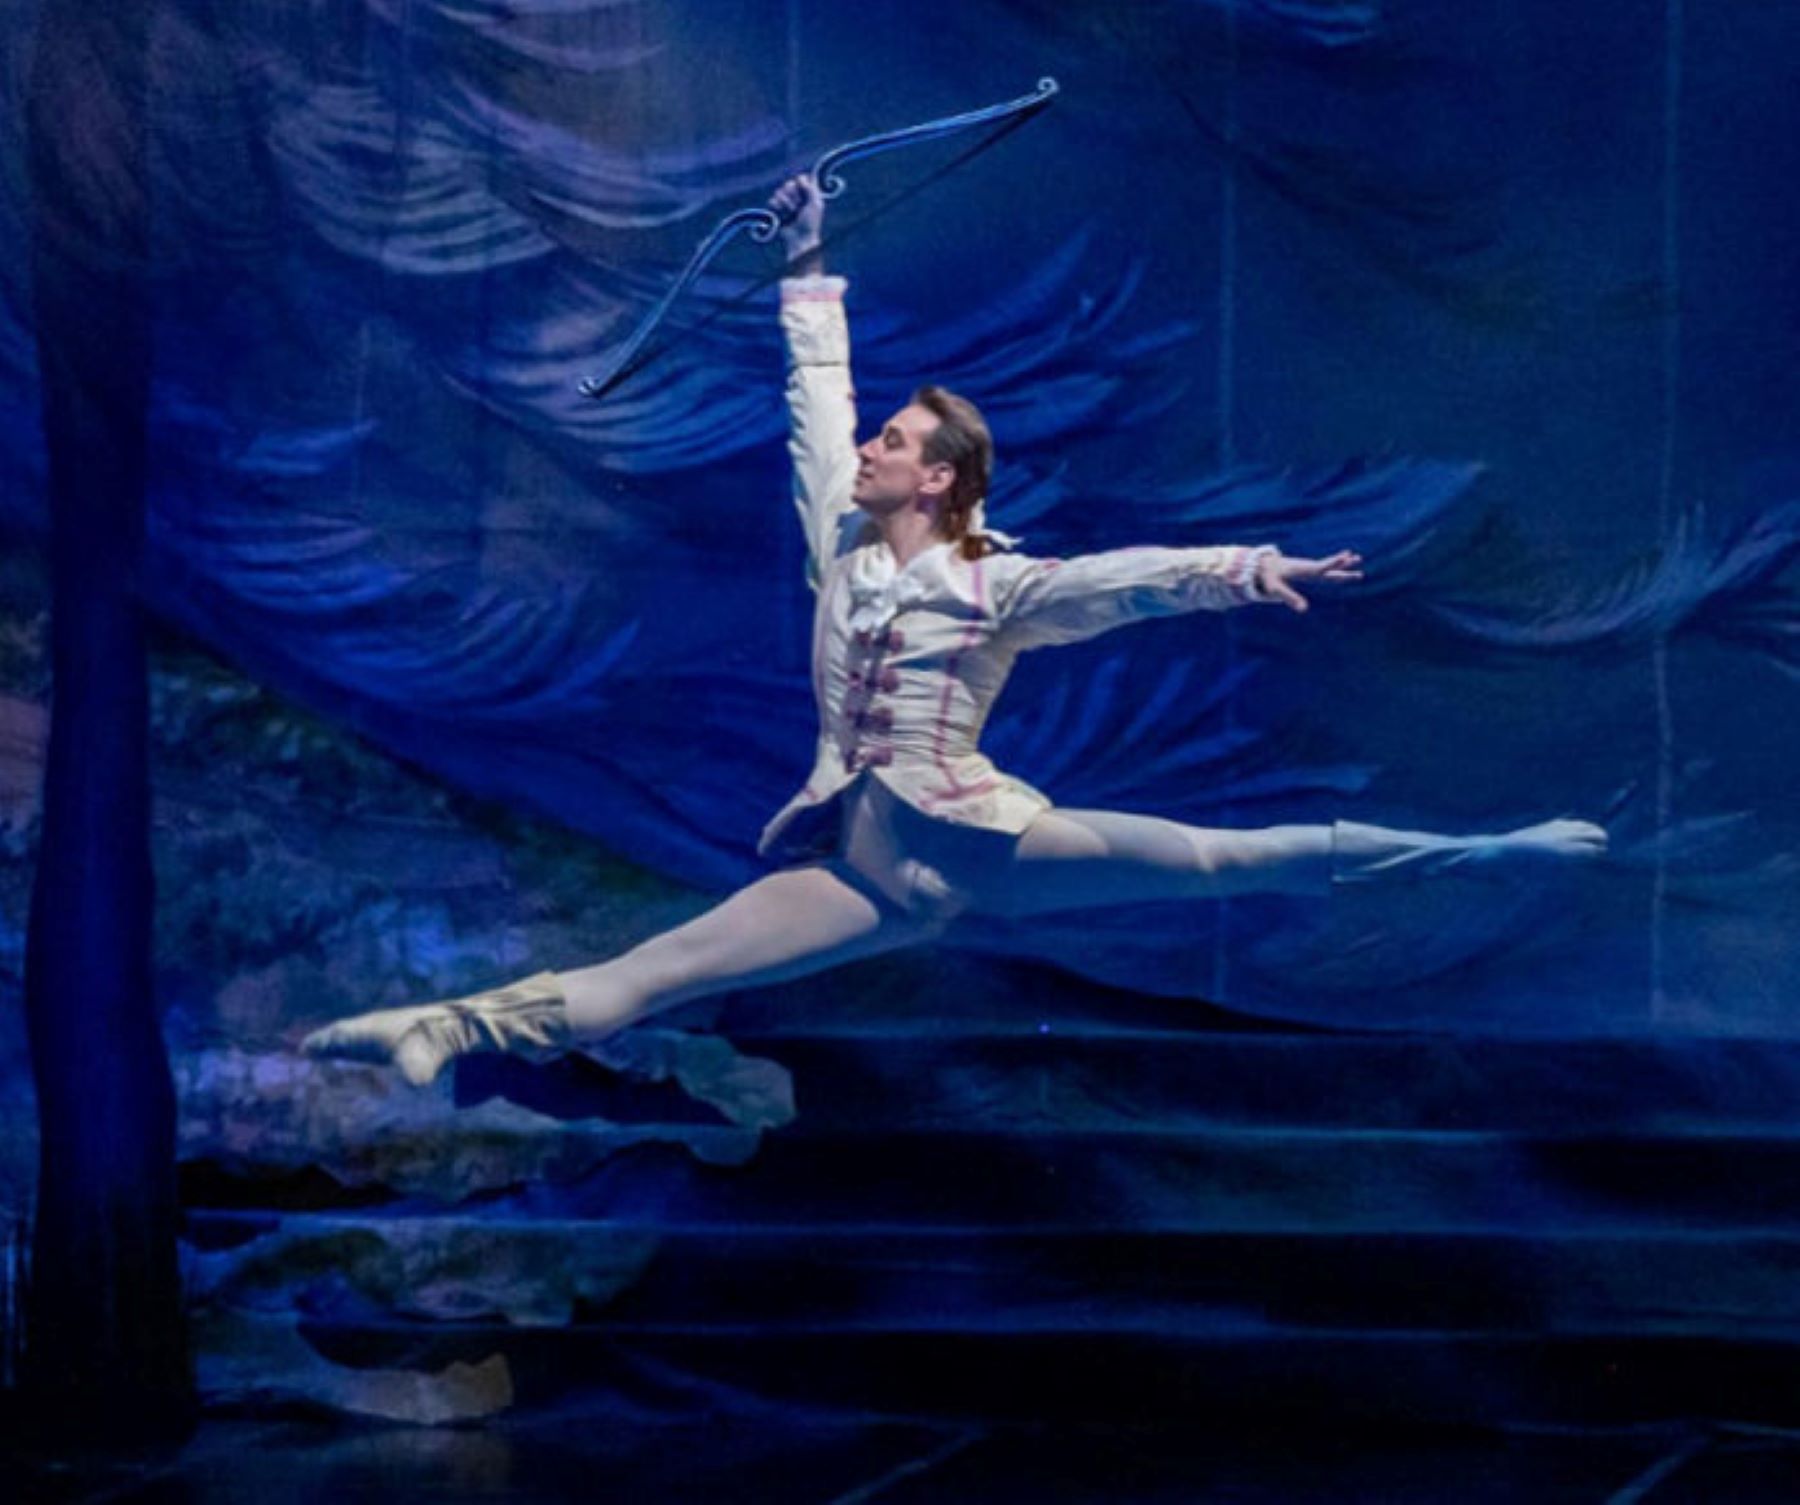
[773,174,863,591]
[992,545,1363,651]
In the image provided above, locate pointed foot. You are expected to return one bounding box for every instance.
[1492,818,1609,864]
[301,973,569,1089]
[301,1005,450,1087]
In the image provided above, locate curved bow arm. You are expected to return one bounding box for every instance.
[578,77,1060,401]
[810,75,1060,200]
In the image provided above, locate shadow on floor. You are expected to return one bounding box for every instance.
[7,1412,1800,1504]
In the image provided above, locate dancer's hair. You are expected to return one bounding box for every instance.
[913,385,995,561]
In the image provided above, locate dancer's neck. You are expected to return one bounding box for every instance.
[874,504,946,570]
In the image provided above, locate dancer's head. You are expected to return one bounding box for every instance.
[853,385,994,559]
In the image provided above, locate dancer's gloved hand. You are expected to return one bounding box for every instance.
[1255,549,1364,612]
[770,173,825,275]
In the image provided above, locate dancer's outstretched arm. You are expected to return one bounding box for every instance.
[772,173,863,591]
[992,544,1364,651]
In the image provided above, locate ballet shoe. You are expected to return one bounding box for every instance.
[301,971,571,1087]
[1333,818,1608,884]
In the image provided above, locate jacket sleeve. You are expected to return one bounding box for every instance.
[781,275,862,591]
[992,544,1279,651]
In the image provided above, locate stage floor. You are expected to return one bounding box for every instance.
[9,1414,1800,1504]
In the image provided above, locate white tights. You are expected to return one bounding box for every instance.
[559,781,1336,1041]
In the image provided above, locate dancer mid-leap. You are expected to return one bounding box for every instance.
[305,175,1605,1086]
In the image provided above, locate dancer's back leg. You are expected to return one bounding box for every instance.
[981,808,1606,919]
[984,809,1334,918]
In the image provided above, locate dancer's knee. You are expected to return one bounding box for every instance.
[1206,824,1334,896]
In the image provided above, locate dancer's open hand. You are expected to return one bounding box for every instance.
[1255,549,1364,613]
[770,173,824,264]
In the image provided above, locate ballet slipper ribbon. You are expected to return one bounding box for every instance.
[577,77,1061,402]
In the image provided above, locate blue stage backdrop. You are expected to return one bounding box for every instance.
[3,0,1799,1044]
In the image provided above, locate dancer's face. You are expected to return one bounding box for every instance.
[853,404,953,519]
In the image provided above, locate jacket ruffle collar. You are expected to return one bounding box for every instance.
[845,504,1020,635]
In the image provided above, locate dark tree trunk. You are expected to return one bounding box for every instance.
[22,0,192,1435]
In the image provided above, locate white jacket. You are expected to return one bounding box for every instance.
[758,276,1277,861]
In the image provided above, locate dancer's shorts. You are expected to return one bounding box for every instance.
[831,774,1019,924]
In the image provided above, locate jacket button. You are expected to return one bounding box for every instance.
[879,667,901,692]
[885,629,906,651]
[867,745,894,767]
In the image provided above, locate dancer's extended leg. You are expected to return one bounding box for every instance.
[559,863,930,1038]
[983,810,1336,918]
[303,863,930,1084]
[979,809,1606,918]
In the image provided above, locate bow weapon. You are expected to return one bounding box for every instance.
[578,77,1060,401]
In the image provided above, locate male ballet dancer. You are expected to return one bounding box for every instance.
[304,175,1604,1085]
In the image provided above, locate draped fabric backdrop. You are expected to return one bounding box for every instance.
[3,0,1798,1040]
